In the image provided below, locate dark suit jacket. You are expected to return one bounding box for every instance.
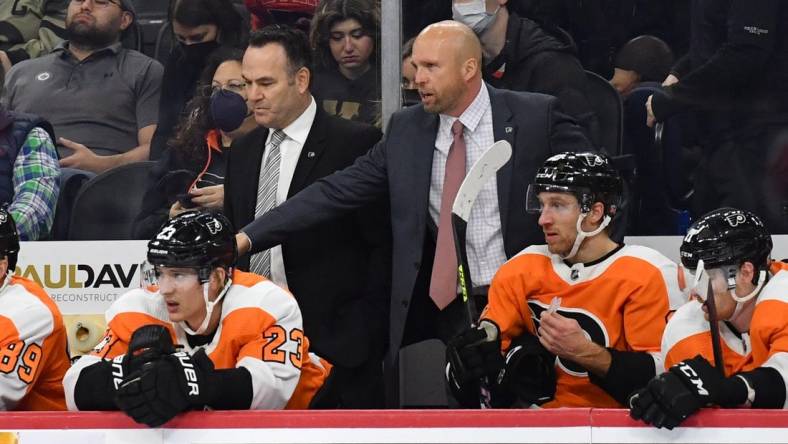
[242,85,593,361]
[224,107,390,369]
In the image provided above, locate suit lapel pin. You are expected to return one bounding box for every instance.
[307,151,316,158]
[505,126,513,134]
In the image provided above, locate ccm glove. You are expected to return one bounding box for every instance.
[446,322,505,408]
[629,355,747,429]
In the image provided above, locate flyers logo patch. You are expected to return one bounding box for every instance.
[724,212,746,227]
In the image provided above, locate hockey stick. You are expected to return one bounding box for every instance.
[705,277,726,374]
[451,140,513,408]
[694,259,725,374]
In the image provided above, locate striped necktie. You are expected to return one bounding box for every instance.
[249,129,287,277]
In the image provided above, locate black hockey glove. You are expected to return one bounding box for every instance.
[499,333,556,407]
[629,355,747,429]
[116,349,219,427]
[446,323,504,408]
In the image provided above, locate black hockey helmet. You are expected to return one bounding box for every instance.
[680,208,772,271]
[147,210,237,281]
[527,151,623,215]
[0,207,19,271]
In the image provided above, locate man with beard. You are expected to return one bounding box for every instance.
[2,0,162,174]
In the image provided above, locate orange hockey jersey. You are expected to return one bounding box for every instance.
[63,270,330,410]
[0,276,69,410]
[483,244,684,408]
[662,262,788,408]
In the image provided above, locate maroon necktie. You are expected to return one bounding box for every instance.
[429,120,467,310]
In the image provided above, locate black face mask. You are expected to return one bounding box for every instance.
[179,40,219,63]
[210,89,249,133]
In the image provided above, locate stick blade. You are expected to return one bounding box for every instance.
[452,140,513,221]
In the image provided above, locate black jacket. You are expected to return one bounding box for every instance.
[653,0,788,139]
[485,12,600,147]
[225,108,391,370]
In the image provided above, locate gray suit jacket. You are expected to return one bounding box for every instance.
[243,85,593,360]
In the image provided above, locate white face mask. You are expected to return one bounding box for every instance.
[452,0,500,34]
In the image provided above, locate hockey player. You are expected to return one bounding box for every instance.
[630,208,788,429]
[446,152,684,408]
[63,210,330,427]
[0,206,69,410]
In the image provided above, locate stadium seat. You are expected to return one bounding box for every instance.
[129,0,169,58]
[397,339,449,408]
[584,70,623,156]
[51,168,95,240]
[67,161,156,240]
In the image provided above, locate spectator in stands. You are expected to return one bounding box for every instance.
[63,211,331,427]
[244,0,316,32]
[452,0,599,147]
[401,37,415,90]
[134,47,256,239]
[0,207,70,410]
[631,208,788,429]
[610,35,674,97]
[446,152,683,409]
[309,0,381,127]
[645,0,788,234]
[0,0,68,75]
[149,0,246,160]
[0,68,59,240]
[226,25,390,408]
[2,0,163,174]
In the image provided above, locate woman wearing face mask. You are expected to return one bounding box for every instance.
[134,48,257,239]
[309,0,382,128]
[149,0,246,160]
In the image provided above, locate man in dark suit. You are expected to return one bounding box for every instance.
[225,26,390,408]
[236,21,593,394]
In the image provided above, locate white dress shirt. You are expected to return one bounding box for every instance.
[430,83,507,287]
[260,96,317,288]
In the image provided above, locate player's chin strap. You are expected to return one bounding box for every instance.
[179,277,233,336]
[561,213,612,261]
[729,269,767,320]
[0,272,11,295]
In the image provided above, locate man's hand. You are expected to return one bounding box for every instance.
[645,95,656,128]
[59,137,113,173]
[662,74,679,87]
[115,349,218,427]
[629,355,747,429]
[538,311,594,359]
[189,185,224,209]
[169,201,188,218]
[0,51,11,76]
[236,232,251,256]
[446,323,502,386]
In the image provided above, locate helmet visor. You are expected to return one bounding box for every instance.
[682,260,736,302]
[525,184,580,215]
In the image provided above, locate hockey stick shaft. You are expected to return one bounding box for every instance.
[705,279,726,374]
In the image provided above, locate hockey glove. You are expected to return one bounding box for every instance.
[499,333,556,406]
[115,349,218,427]
[446,323,504,408]
[629,355,747,429]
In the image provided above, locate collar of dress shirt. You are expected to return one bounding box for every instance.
[265,95,317,146]
[436,82,490,154]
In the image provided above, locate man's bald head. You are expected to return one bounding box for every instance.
[417,20,483,67]
[411,20,483,116]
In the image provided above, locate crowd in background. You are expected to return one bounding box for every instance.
[0,0,786,417]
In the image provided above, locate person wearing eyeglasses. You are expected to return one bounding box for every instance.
[2,0,163,175]
[134,47,257,240]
